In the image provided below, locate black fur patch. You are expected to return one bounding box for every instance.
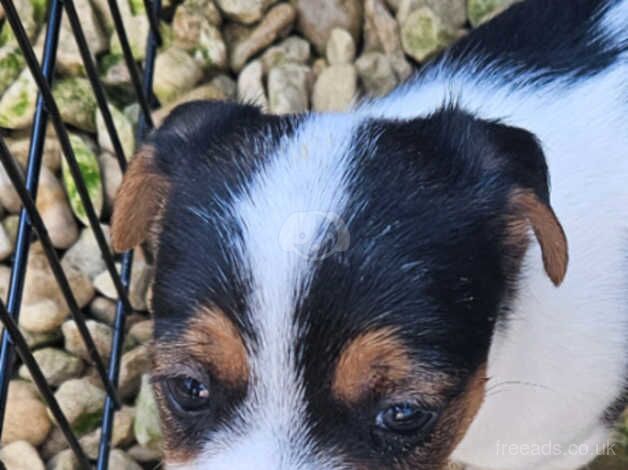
[439,0,624,85]
[293,107,554,465]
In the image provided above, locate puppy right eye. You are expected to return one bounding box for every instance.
[166,376,211,413]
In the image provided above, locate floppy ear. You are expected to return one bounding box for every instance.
[111,100,265,253]
[489,123,568,286]
[507,189,567,286]
[111,145,169,252]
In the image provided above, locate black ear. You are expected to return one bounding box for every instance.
[485,121,568,285]
[111,100,264,252]
[415,108,568,285]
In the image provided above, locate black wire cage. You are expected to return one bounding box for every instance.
[0,0,162,468]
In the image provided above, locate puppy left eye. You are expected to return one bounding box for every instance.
[375,404,438,435]
[166,376,211,413]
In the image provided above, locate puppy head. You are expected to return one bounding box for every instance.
[112,101,567,469]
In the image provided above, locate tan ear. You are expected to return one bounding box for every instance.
[111,145,170,253]
[508,189,568,286]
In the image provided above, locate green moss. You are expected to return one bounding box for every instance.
[99,53,123,74]
[30,0,47,23]
[0,48,25,93]
[129,0,146,15]
[62,134,103,225]
[52,77,98,132]
[0,24,15,48]
[468,0,515,27]
[72,410,102,435]
[401,7,452,63]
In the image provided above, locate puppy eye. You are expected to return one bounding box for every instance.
[375,404,438,435]
[166,376,210,413]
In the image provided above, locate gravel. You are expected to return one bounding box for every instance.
[0,1,623,469]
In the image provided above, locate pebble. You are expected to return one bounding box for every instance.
[356,51,399,97]
[0,67,38,129]
[93,258,153,311]
[215,0,277,25]
[326,28,356,65]
[110,15,150,61]
[400,6,453,62]
[127,444,163,462]
[364,0,403,55]
[6,135,62,171]
[152,83,226,126]
[398,0,467,30]
[3,394,52,446]
[62,319,113,361]
[0,164,21,213]
[38,165,80,249]
[62,134,104,227]
[207,75,234,98]
[174,0,227,70]
[118,345,151,399]
[0,222,13,260]
[96,104,135,161]
[62,225,111,280]
[237,60,268,109]
[295,0,363,54]
[100,152,123,210]
[53,78,98,133]
[0,46,24,94]
[109,449,143,470]
[230,3,297,72]
[22,327,63,350]
[128,319,154,344]
[56,0,108,75]
[153,47,204,104]
[7,379,39,401]
[46,449,79,470]
[18,348,84,386]
[20,249,93,333]
[1,215,17,249]
[261,35,311,70]
[52,377,106,434]
[267,63,310,114]
[467,0,519,27]
[89,295,118,325]
[0,264,10,301]
[312,64,357,112]
[0,441,45,470]
[134,374,162,449]
[79,406,136,459]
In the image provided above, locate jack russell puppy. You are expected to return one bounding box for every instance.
[110,0,628,468]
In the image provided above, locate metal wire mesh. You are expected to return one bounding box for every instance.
[0,0,161,467]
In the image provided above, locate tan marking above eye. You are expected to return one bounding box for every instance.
[153,305,249,387]
[332,327,453,404]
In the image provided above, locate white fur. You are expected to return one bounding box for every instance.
[180,114,359,470]
[364,3,628,469]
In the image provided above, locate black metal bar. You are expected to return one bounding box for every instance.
[0,0,63,438]
[0,137,122,409]
[0,0,136,319]
[96,0,161,466]
[105,0,155,128]
[63,0,129,172]
[141,0,163,47]
[0,302,92,470]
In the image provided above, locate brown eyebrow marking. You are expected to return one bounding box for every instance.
[153,305,249,387]
[332,327,453,404]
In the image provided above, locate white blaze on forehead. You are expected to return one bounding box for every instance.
[194,114,359,468]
